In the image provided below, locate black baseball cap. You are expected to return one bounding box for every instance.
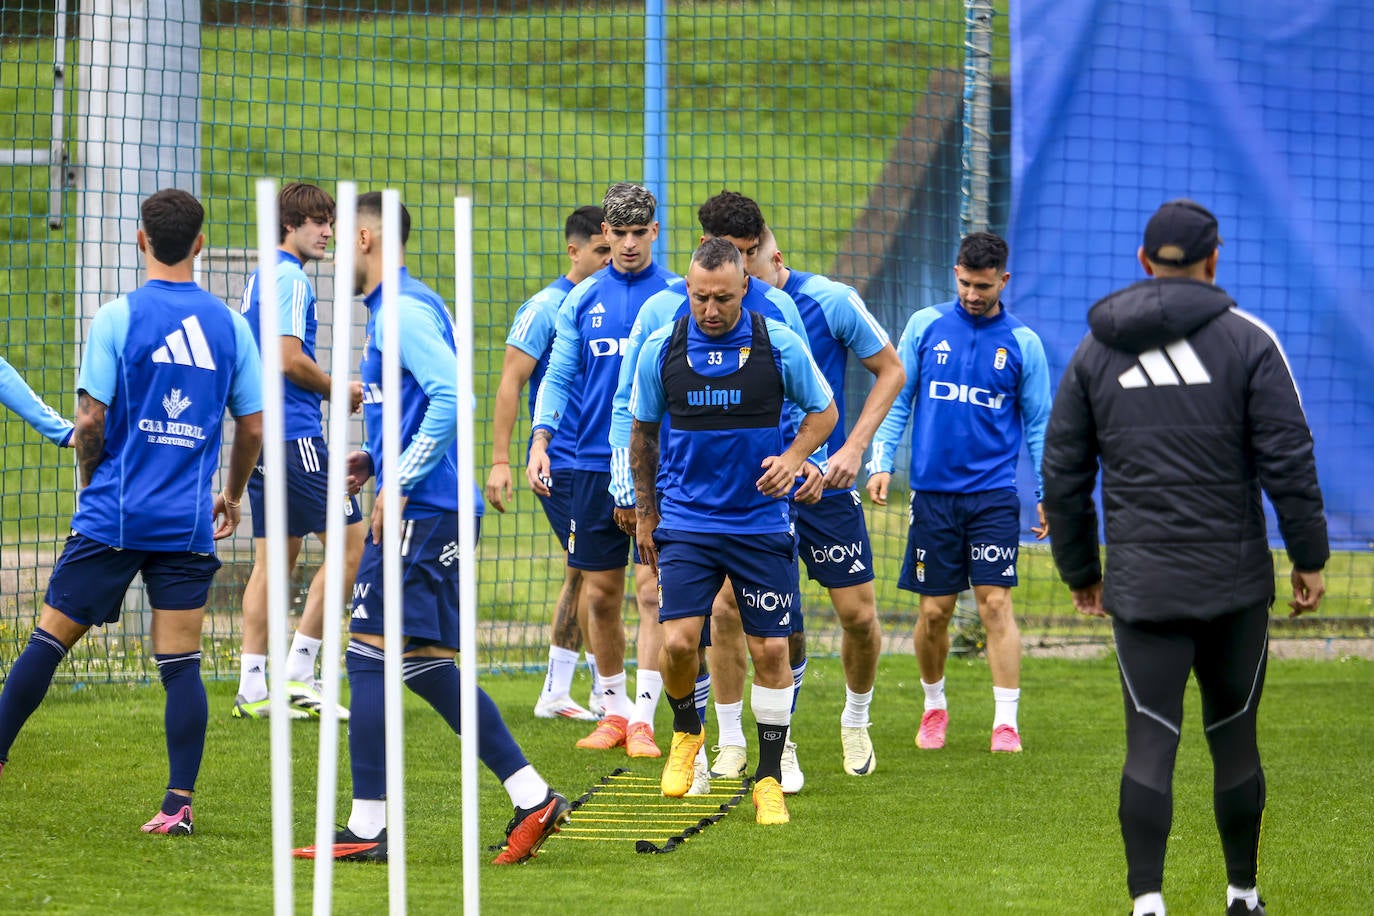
[1143,198,1222,266]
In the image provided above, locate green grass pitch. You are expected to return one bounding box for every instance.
[0,654,1370,913]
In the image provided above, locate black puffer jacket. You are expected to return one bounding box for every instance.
[1042,277,1328,623]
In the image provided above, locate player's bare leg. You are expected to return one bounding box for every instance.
[575,567,631,749]
[975,584,1023,751]
[831,581,880,774]
[235,536,305,718]
[626,562,664,756]
[535,560,596,720]
[282,522,366,717]
[706,581,749,777]
[914,593,957,749]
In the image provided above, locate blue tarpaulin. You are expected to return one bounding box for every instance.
[1009,0,1373,550]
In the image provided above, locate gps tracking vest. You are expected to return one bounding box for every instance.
[663,310,783,431]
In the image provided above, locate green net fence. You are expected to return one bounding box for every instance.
[1,1,1368,681]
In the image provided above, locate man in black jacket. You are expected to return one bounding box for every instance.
[1041,199,1327,916]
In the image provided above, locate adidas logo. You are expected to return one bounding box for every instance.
[351,604,370,619]
[1118,340,1211,389]
[847,559,867,574]
[933,339,952,352]
[588,303,606,315]
[1001,565,1015,577]
[152,316,217,369]
[639,691,652,700]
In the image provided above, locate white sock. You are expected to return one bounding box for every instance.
[283,633,322,684]
[239,653,268,702]
[502,764,550,811]
[695,744,708,767]
[630,668,663,727]
[585,653,601,697]
[840,686,873,728]
[993,686,1020,729]
[543,645,578,700]
[1226,886,1259,910]
[599,670,631,719]
[347,798,386,840]
[921,677,947,712]
[715,700,747,748]
[1132,891,1165,916]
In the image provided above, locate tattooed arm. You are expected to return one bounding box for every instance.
[630,418,661,574]
[73,391,107,489]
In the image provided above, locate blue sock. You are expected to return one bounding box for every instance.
[161,789,190,816]
[694,671,711,727]
[346,641,387,799]
[402,656,529,782]
[155,651,206,792]
[0,629,67,761]
[791,656,808,715]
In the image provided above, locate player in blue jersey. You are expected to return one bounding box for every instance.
[733,224,905,779]
[234,182,366,722]
[629,239,836,825]
[0,356,74,447]
[868,231,1051,754]
[526,183,679,759]
[682,191,826,792]
[293,193,568,866]
[486,205,611,722]
[0,189,264,834]
[605,191,816,793]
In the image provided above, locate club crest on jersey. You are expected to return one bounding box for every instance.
[994,347,1008,370]
[738,346,751,368]
[915,560,926,582]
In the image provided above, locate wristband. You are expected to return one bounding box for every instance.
[223,494,241,509]
[492,459,509,466]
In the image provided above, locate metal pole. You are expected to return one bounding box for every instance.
[961,0,995,236]
[454,196,480,915]
[644,0,668,264]
[48,0,69,229]
[956,0,997,646]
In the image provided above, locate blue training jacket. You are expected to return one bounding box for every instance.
[870,299,1051,498]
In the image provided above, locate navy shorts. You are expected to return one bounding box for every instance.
[567,469,640,571]
[656,528,800,639]
[535,467,575,551]
[796,489,876,588]
[45,533,222,626]
[898,489,1021,595]
[247,436,362,539]
[349,512,480,648]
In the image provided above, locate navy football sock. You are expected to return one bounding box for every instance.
[402,656,529,782]
[0,628,67,761]
[161,789,191,816]
[666,691,700,734]
[346,642,387,798]
[155,651,207,792]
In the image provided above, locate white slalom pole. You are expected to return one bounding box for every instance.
[255,179,293,916]
[311,181,357,916]
[380,189,407,914]
[453,196,480,913]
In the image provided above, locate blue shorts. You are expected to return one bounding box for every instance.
[349,512,481,648]
[247,437,362,539]
[567,469,640,571]
[656,528,800,639]
[899,489,1021,594]
[45,533,222,626]
[535,467,575,551]
[796,489,876,588]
